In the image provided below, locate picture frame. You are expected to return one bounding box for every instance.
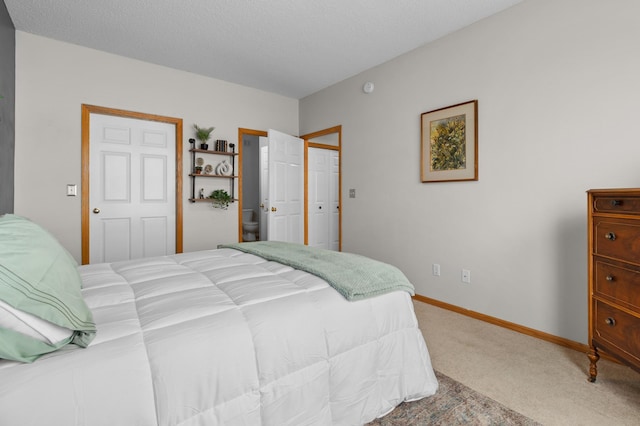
[421,100,478,183]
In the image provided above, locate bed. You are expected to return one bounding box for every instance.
[0,215,438,425]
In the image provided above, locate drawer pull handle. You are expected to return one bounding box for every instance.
[605,317,616,326]
[605,232,616,241]
[610,200,622,207]
[606,275,615,282]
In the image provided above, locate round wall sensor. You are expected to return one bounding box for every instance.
[362,82,375,94]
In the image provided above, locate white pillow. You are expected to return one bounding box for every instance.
[0,299,74,345]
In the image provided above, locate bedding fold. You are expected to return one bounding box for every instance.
[220,241,415,301]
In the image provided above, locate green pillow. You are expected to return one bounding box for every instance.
[0,215,96,362]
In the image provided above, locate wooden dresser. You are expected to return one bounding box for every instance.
[587,188,640,382]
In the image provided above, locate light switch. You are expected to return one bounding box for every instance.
[349,189,356,198]
[67,184,77,196]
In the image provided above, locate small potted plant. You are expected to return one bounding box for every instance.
[209,189,232,209]
[194,166,203,175]
[194,124,215,150]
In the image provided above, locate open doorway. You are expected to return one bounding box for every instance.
[238,128,267,242]
[237,126,341,249]
[238,128,305,244]
[240,132,263,241]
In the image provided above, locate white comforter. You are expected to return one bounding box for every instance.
[0,248,438,425]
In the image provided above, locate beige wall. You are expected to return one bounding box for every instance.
[299,0,640,344]
[14,32,298,261]
[14,0,640,344]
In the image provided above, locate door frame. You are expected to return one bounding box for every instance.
[237,126,341,248]
[81,104,184,264]
[300,125,342,251]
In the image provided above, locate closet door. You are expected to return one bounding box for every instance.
[89,112,176,263]
[308,148,339,250]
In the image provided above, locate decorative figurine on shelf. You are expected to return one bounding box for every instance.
[216,160,233,176]
[199,188,204,199]
[194,124,215,150]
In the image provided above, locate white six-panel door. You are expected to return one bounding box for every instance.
[328,149,339,250]
[308,148,339,250]
[89,113,176,263]
[266,129,304,244]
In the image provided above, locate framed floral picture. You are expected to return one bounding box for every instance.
[421,100,478,183]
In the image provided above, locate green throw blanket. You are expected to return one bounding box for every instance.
[220,241,415,301]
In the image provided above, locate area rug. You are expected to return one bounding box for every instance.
[367,371,541,425]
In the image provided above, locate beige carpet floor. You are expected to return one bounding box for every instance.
[413,300,640,426]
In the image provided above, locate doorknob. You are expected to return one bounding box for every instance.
[260,203,264,209]
[93,208,100,214]
[271,207,277,212]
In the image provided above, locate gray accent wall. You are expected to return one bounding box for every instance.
[0,0,14,214]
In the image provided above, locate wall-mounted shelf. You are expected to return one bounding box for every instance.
[188,173,239,178]
[188,139,237,203]
[190,148,236,156]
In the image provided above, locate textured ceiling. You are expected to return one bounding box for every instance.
[5,0,523,99]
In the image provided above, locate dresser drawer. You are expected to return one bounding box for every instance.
[593,300,640,364]
[593,219,640,264]
[593,196,640,215]
[594,260,640,311]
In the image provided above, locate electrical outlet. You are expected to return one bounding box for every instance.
[349,188,356,198]
[432,263,441,276]
[462,269,471,283]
